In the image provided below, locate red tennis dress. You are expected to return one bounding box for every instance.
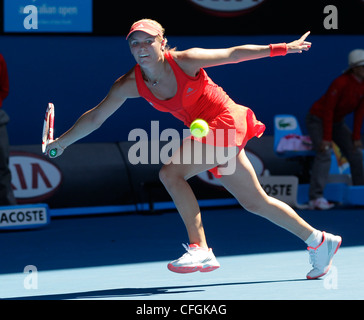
[135,51,265,178]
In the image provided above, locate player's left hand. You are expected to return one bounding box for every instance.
[287,31,312,54]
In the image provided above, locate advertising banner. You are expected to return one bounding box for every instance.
[4,0,93,33]
[0,203,50,230]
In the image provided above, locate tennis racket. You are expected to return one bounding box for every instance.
[42,102,57,158]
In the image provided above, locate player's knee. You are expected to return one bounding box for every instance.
[159,164,175,187]
[241,200,263,214]
[238,192,270,214]
[159,165,168,183]
[159,164,186,190]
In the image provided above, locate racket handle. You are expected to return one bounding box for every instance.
[49,148,57,158]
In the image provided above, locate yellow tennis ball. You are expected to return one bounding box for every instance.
[190,119,209,138]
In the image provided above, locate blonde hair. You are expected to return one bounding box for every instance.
[130,19,171,51]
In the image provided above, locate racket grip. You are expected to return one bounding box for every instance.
[49,148,57,158]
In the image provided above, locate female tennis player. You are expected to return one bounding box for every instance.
[46,19,341,279]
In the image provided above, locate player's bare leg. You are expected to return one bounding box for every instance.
[159,139,237,248]
[159,139,238,273]
[219,149,314,240]
[219,149,341,279]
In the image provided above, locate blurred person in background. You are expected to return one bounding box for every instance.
[306,49,364,210]
[0,53,16,206]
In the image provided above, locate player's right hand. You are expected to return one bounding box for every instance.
[45,138,65,158]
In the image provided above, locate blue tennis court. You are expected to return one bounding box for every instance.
[1,206,363,301]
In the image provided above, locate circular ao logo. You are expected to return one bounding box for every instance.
[189,0,267,17]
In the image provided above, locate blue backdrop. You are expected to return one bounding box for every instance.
[1,34,363,146]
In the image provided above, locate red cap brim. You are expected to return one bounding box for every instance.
[126,21,163,40]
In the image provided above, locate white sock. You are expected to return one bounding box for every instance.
[305,230,323,248]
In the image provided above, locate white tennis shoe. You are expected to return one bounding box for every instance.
[306,231,342,279]
[167,243,220,273]
[309,197,335,210]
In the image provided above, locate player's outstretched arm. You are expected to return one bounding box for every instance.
[45,68,139,157]
[176,32,311,73]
